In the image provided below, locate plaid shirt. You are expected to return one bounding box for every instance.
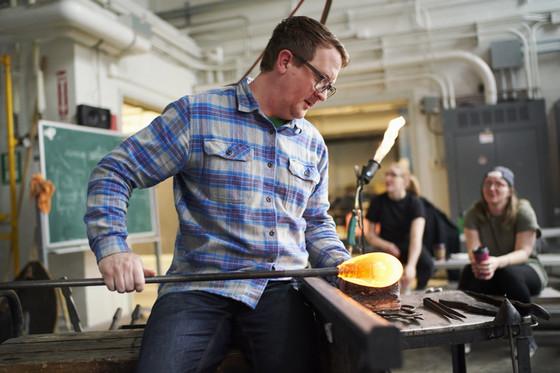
[85,78,350,308]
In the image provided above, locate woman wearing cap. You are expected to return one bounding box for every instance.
[458,166,548,303]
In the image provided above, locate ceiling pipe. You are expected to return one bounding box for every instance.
[0,0,219,72]
[507,28,534,99]
[337,72,452,109]
[528,21,546,98]
[443,74,456,108]
[0,0,151,55]
[93,0,204,61]
[346,50,497,105]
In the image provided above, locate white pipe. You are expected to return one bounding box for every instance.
[0,0,151,54]
[95,0,203,60]
[337,72,450,109]
[529,21,545,98]
[443,74,456,108]
[508,68,518,99]
[499,70,508,100]
[520,23,538,98]
[96,0,233,71]
[508,28,534,99]
[33,42,46,116]
[346,50,497,105]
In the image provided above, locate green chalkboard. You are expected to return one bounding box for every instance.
[38,121,156,249]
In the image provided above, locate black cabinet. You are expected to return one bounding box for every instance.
[443,100,552,226]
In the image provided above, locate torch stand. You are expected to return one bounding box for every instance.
[346,160,381,255]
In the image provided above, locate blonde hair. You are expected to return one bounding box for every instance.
[389,159,420,196]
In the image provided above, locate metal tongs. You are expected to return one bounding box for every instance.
[464,290,550,320]
[438,299,497,317]
[423,297,466,322]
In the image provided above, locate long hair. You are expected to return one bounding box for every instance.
[475,183,519,225]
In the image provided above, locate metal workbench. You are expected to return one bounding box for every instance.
[301,278,534,373]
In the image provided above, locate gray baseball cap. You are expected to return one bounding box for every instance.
[485,166,514,187]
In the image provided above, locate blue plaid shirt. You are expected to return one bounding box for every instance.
[85,78,350,308]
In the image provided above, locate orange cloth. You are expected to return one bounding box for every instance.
[30,173,55,214]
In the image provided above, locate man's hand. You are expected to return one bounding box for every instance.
[98,252,156,293]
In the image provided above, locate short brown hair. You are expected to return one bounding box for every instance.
[260,16,349,72]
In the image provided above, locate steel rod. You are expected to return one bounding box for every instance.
[0,267,339,290]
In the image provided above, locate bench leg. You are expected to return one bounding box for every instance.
[516,336,532,373]
[450,344,466,373]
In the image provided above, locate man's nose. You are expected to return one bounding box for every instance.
[315,89,328,101]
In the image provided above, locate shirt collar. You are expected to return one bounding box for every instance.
[236,77,302,136]
[236,77,259,113]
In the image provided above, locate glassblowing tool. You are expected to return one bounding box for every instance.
[0,252,404,291]
[423,297,466,322]
[464,290,550,320]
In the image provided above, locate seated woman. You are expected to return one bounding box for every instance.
[458,166,548,303]
[364,161,434,290]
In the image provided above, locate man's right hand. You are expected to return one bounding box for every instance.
[98,252,156,293]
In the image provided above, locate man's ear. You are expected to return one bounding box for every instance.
[275,49,292,74]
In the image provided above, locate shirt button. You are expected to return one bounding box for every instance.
[266,196,272,203]
[269,129,274,135]
[304,169,310,177]
[267,162,273,168]
[269,230,275,237]
[225,149,232,156]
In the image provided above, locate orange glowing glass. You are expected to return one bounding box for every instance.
[337,252,403,288]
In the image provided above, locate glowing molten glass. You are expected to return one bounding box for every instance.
[337,252,403,288]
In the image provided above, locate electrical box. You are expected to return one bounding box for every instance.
[442,100,552,226]
[489,40,523,69]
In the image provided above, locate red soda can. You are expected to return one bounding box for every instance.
[473,246,489,263]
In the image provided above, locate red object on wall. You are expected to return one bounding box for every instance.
[110,114,117,131]
[56,70,68,120]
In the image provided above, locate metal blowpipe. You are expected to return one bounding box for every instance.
[0,253,403,290]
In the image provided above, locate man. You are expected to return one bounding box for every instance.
[85,16,350,373]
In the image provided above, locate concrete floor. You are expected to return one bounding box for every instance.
[395,339,559,373]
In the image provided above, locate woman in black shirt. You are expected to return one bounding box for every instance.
[365,161,434,290]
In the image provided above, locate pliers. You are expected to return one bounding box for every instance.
[376,304,424,324]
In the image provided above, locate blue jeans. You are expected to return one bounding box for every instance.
[136,281,319,373]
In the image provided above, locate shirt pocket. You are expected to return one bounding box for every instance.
[202,139,254,204]
[284,158,320,216]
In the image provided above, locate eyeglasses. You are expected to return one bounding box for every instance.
[291,52,337,98]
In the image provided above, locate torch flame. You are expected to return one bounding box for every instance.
[373,116,406,163]
[337,252,403,288]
